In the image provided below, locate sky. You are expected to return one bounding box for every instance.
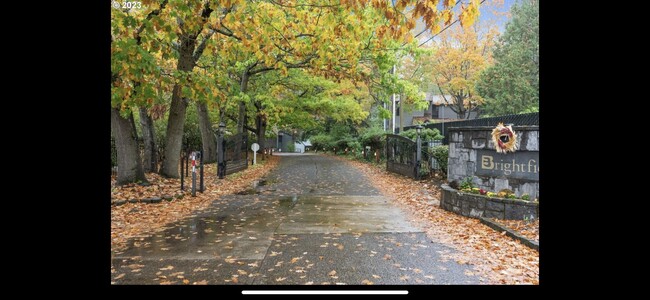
[416,0,519,46]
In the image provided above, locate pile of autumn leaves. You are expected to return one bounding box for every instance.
[111,157,279,253]
[340,157,539,285]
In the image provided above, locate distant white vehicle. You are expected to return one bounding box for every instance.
[294,142,304,153]
[297,140,312,153]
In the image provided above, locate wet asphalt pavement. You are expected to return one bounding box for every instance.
[111,153,479,285]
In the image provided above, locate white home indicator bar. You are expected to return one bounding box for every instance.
[242,290,408,295]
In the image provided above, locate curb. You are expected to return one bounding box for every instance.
[479,217,539,251]
[112,194,179,206]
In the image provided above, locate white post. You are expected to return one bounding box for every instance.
[251,143,260,165]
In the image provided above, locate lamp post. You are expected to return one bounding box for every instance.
[217,122,226,179]
[415,125,423,180]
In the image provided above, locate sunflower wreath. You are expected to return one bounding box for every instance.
[492,122,519,153]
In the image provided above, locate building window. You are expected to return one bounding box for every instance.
[431,105,439,118]
[396,101,400,116]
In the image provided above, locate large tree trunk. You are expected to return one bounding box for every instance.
[138,106,157,172]
[161,85,190,177]
[111,107,147,185]
[196,101,217,163]
[159,1,214,177]
[256,112,267,151]
[236,72,250,134]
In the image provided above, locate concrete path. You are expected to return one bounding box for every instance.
[111,154,478,285]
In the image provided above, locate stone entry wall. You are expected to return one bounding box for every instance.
[440,184,538,220]
[447,126,539,200]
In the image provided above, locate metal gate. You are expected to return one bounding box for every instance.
[386,134,418,179]
[218,133,248,177]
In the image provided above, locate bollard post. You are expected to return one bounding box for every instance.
[199,150,204,192]
[185,150,189,178]
[191,152,197,197]
[180,152,184,191]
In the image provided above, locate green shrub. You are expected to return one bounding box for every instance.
[287,143,296,152]
[346,140,362,154]
[521,194,530,200]
[334,136,356,153]
[310,134,333,150]
[359,126,386,150]
[459,176,474,190]
[429,145,449,175]
[399,128,443,141]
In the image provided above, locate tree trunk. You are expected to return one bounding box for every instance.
[196,101,217,163]
[138,106,157,172]
[256,112,267,151]
[237,72,250,134]
[111,107,147,185]
[161,85,190,178]
[160,32,197,178]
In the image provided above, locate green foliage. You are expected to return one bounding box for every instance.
[346,140,362,153]
[521,194,530,201]
[359,126,387,150]
[459,176,474,190]
[310,134,334,150]
[287,143,296,153]
[399,128,443,141]
[334,136,357,152]
[141,103,202,157]
[476,0,539,116]
[429,145,449,175]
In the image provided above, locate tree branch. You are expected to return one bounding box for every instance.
[268,0,340,9]
[225,113,257,133]
[193,30,215,62]
[135,0,169,45]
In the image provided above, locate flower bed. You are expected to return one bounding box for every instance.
[440,184,538,220]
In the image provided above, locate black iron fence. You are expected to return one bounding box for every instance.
[404,112,539,144]
[386,134,419,179]
[218,133,249,178]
